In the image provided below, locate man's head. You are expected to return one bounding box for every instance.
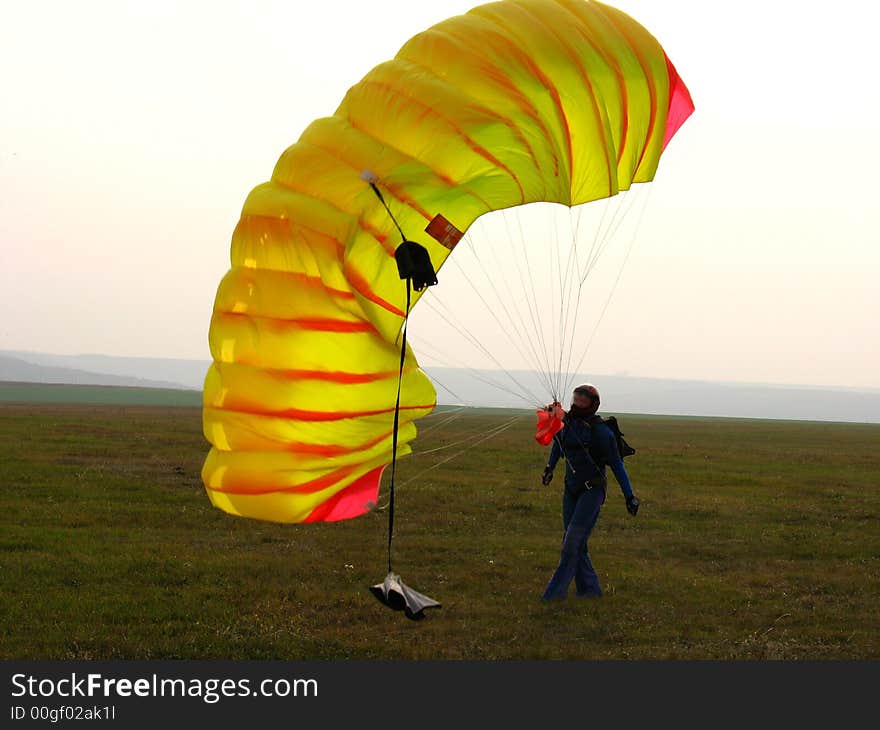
[571,383,600,415]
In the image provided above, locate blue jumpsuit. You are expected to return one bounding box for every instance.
[542,415,634,600]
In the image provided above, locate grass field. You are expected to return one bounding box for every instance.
[0,381,202,407]
[1,394,878,659]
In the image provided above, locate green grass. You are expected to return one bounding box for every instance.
[0,402,877,659]
[0,381,201,407]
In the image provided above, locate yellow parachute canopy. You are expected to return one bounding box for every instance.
[202,0,694,523]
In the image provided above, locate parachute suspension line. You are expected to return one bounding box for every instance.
[409,334,543,407]
[445,242,557,398]
[424,290,532,401]
[376,415,523,509]
[554,203,584,397]
[558,196,613,396]
[411,417,513,456]
[418,294,546,407]
[367,181,407,244]
[459,224,559,399]
[540,205,559,399]
[563,185,653,396]
[417,405,469,421]
[549,206,573,400]
[577,193,621,286]
[602,186,648,251]
[415,410,467,437]
[579,188,639,284]
[386,277,411,574]
[426,371,466,404]
[554,195,615,400]
[558,208,583,393]
[556,189,634,397]
[518,210,560,398]
[399,416,521,487]
[551,211,566,397]
[504,210,558,400]
[551,205,567,396]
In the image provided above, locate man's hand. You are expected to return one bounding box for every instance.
[626,494,640,516]
[541,466,554,485]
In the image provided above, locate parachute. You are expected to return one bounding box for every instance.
[202,0,694,525]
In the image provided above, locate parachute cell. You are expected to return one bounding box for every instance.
[202,0,694,523]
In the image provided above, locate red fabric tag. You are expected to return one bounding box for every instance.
[425,214,464,250]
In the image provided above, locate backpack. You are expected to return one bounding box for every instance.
[587,415,636,465]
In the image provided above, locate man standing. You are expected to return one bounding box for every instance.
[540,384,640,600]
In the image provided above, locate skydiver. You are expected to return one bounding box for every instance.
[540,383,640,600]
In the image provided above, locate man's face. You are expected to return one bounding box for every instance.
[572,392,593,408]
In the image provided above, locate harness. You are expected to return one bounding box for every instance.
[552,414,636,491]
[552,417,607,491]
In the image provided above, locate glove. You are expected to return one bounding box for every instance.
[626,494,640,516]
[541,466,554,485]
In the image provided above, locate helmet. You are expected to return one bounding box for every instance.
[572,383,600,405]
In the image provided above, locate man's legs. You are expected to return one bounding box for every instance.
[575,488,605,597]
[542,486,604,600]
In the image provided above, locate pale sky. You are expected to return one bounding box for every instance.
[2,0,878,391]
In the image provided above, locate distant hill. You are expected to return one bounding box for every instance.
[425,368,880,424]
[0,354,194,390]
[1,351,206,389]
[1,350,877,423]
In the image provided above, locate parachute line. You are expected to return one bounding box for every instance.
[415,411,466,437]
[563,185,653,395]
[399,416,521,486]
[468,221,560,394]
[413,191,650,412]
[419,295,545,407]
[367,180,407,244]
[413,336,543,405]
[385,277,411,574]
[417,405,469,421]
[376,415,523,510]
[426,372,467,404]
[446,251,556,397]
[505,210,559,399]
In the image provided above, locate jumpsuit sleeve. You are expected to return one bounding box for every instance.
[547,432,562,470]
[601,427,634,498]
